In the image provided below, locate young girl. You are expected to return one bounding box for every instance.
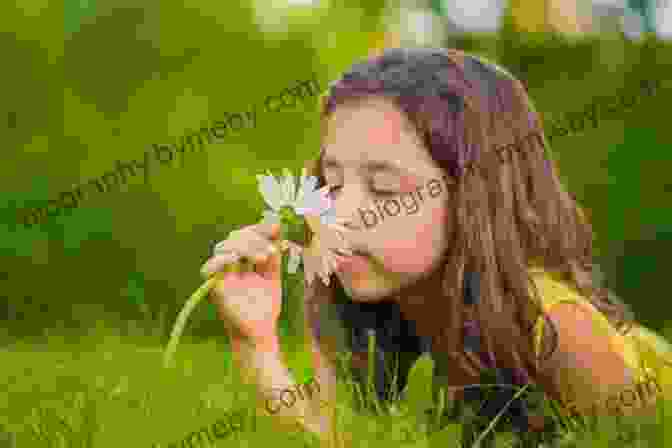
[200,48,669,445]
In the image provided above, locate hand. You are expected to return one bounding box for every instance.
[200,222,286,345]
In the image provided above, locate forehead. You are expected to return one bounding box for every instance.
[321,96,436,173]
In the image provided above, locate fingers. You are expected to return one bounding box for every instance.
[214,232,279,259]
[213,244,237,256]
[201,252,240,279]
[222,225,281,254]
[201,250,272,280]
[203,221,286,282]
[248,222,282,241]
[254,247,283,279]
[204,231,282,280]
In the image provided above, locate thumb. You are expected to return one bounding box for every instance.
[270,222,282,240]
[258,245,284,280]
[251,221,282,241]
[258,225,286,280]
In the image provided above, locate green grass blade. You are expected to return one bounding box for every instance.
[471,383,530,448]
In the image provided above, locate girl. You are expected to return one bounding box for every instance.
[200,48,668,445]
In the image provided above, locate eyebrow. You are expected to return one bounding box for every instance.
[321,155,415,177]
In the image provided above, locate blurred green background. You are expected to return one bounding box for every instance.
[1,0,672,351]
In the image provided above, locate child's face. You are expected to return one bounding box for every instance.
[322,96,452,303]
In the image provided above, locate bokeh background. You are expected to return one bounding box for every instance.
[1,0,672,444]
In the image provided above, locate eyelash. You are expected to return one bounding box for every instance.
[327,185,396,197]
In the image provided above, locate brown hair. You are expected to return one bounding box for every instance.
[302,48,634,400]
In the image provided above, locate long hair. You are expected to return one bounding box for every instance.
[302,48,634,397]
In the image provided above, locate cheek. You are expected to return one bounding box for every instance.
[375,203,448,274]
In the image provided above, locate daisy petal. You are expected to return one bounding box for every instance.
[296,176,319,208]
[282,168,297,206]
[295,167,306,207]
[287,244,302,274]
[300,219,353,286]
[257,173,286,211]
[319,206,337,226]
[303,175,319,195]
[300,167,308,188]
[296,187,331,217]
[256,167,349,287]
[260,210,281,225]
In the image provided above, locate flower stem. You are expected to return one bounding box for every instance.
[163,275,220,368]
[162,240,289,368]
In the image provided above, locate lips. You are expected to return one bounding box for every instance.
[333,251,370,274]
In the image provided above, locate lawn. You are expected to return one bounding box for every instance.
[1,313,671,448]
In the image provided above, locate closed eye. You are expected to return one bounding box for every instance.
[373,189,397,197]
[327,185,397,198]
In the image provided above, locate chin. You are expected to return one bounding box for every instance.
[346,291,390,303]
[336,273,402,303]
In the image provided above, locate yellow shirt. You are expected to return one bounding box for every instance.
[529,267,671,415]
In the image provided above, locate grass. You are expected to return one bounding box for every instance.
[1,311,671,448]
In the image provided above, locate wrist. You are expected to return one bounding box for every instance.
[231,329,281,354]
[251,332,281,353]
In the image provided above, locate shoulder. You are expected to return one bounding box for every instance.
[528,268,641,391]
[528,267,636,366]
[528,268,592,360]
[528,267,610,335]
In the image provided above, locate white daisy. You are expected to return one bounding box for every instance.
[257,167,342,227]
[256,168,353,285]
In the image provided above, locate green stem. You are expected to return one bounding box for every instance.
[163,275,219,368]
[162,240,288,368]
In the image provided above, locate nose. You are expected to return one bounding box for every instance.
[331,186,368,232]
